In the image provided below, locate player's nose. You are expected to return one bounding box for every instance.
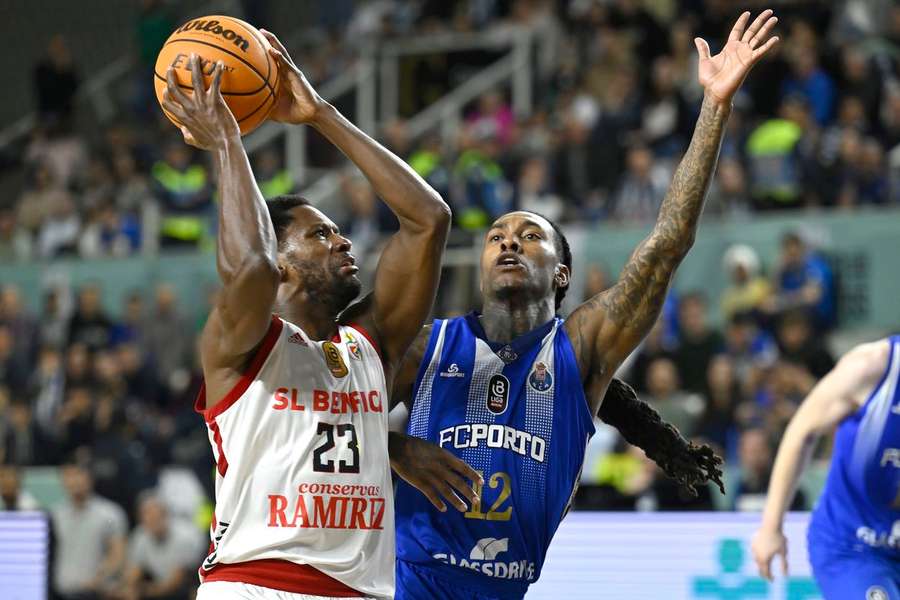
[334,234,352,252]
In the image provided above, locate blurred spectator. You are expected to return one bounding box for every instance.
[775,310,836,379]
[16,163,73,240]
[697,355,740,452]
[838,46,882,127]
[453,132,510,229]
[409,133,451,203]
[673,292,724,393]
[37,194,81,258]
[609,143,669,223]
[255,147,295,199]
[724,312,778,397]
[79,202,141,258]
[144,285,191,387]
[768,231,836,330]
[110,292,147,347]
[33,35,79,128]
[337,173,379,257]
[68,285,114,352]
[705,159,752,219]
[1,285,38,370]
[782,44,836,125]
[0,325,27,395]
[641,55,692,157]
[0,464,40,510]
[152,142,212,247]
[745,95,809,210]
[627,318,675,394]
[514,156,563,221]
[40,288,72,350]
[733,428,806,512]
[120,493,201,600]
[0,208,32,261]
[3,400,49,465]
[57,387,97,457]
[52,461,128,599]
[644,357,704,438]
[465,91,514,147]
[29,346,65,439]
[720,244,772,322]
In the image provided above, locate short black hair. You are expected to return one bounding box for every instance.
[520,210,571,311]
[267,195,311,247]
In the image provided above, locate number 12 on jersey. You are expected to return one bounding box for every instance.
[464,471,512,521]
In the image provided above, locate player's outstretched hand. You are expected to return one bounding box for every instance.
[389,434,483,513]
[259,29,326,125]
[750,527,788,581]
[162,55,239,150]
[696,9,780,105]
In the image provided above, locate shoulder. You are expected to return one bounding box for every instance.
[93,496,127,524]
[840,338,891,375]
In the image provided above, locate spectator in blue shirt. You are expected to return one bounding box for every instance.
[769,231,836,330]
[782,49,835,126]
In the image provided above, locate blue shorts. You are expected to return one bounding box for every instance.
[808,537,900,599]
[395,560,523,600]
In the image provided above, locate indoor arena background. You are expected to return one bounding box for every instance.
[2,1,899,598]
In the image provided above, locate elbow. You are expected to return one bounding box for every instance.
[419,191,452,233]
[240,254,281,289]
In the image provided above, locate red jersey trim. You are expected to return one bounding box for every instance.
[195,316,284,423]
[347,323,383,362]
[200,559,363,597]
[208,421,228,476]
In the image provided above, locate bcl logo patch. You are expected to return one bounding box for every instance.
[528,362,553,392]
[486,374,510,415]
[322,342,349,378]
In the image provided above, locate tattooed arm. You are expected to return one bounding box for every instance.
[565,10,780,413]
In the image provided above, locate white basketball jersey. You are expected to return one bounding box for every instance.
[194,316,394,599]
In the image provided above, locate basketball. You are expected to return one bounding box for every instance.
[154,15,279,136]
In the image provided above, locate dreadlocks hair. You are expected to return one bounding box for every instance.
[267,195,311,248]
[519,211,571,311]
[598,377,725,498]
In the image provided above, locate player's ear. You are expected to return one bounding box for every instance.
[554,264,570,290]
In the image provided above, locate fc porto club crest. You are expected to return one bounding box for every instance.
[486,374,510,415]
[345,331,362,360]
[528,362,553,392]
[322,342,349,378]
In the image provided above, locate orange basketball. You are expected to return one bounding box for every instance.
[154,15,279,136]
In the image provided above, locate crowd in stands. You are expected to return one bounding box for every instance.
[4,0,900,261]
[0,0,895,597]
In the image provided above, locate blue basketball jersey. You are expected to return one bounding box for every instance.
[394,313,595,598]
[809,336,900,558]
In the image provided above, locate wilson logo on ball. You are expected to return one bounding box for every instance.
[175,19,250,52]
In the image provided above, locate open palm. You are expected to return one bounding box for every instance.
[696,10,780,105]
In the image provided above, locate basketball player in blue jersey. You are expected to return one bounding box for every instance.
[386,10,780,599]
[752,338,900,599]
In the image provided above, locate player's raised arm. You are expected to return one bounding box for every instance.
[162,56,280,404]
[261,30,451,370]
[750,340,889,581]
[564,11,779,405]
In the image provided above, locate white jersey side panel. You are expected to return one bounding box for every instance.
[199,318,394,599]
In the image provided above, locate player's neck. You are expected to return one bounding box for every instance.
[480,298,554,343]
[278,301,340,341]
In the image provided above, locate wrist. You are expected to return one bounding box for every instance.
[703,91,733,114]
[308,101,337,129]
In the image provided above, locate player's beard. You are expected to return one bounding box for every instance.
[293,258,361,315]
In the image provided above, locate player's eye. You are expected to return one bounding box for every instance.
[524,232,540,240]
[315,228,328,238]
[489,234,502,242]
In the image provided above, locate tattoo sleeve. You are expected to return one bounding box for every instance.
[567,95,731,376]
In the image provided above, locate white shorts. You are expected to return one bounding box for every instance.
[197,581,376,600]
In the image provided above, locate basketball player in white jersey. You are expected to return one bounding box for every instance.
[161,32,478,600]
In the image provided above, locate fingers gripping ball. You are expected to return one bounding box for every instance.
[154,15,279,135]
